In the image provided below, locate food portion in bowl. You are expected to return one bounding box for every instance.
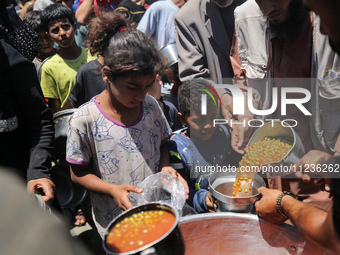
[232,137,292,198]
[105,210,176,253]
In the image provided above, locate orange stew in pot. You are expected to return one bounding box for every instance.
[106,210,176,253]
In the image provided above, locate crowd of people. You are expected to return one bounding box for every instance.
[1,0,340,254]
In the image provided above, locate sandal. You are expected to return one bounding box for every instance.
[74,209,86,227]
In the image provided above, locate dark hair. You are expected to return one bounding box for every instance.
[23,10,45,32]
[85,9,130,56]
[97,12,166,79]
[178,78,218,119]
[40,3,74,31]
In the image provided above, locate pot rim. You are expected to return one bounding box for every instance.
[53,108,78,119]
[103,202,180,255]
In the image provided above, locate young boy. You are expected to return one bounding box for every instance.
[23,10,56,76]
[40,3,97,113]
[167,78,232,213]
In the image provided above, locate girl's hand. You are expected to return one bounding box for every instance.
[161,166,189,199]
[110,184,143,211]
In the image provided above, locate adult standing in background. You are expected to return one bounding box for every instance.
[229,0,340,215]
[174,0,246,84]
[0,39,55,204]
[254,2,340,252]
[137,0,186,49]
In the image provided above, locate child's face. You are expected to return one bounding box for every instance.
[107,72,156,109]
[48,18,76,48]
[183,107,218,141]
[37,31,54,54]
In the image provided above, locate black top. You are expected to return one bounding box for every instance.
[161,99,183,132]
[0,40,54,181]
[116,0,147,23]
[0,2,41,61]
[68,59,107,108]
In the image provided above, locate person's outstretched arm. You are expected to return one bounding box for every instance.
[75,0,94,25]
[255,187,340,252]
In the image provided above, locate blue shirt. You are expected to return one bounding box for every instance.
[137,0,179,49]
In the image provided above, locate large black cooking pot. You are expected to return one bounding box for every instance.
[103,203,185,255]
[49,161,87,208]
[53,109,77,161]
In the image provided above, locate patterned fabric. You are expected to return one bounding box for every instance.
[40,48,97,107]
[0,23,41,61]
[66,94,172,238]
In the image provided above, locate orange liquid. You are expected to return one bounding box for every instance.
[106,210,176,253]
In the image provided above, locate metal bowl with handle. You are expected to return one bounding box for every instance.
[247,120,305,176]
[209,171,266,213]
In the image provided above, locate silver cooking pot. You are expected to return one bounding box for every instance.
[53,109,77,161]
[161,43,178,67]
[209,171,266,213]
[247,120,305,176]
[49,161,88,208]
[103,203,185,255]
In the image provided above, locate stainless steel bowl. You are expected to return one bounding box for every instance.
[53,108,77,161]
[161,43,178,67]
[209,171,266,213]
[247,120,305,176]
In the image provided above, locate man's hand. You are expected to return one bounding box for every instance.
[293,150,335,185]
[231,118,253,154]
[254,187,287,224]
[161,166,189,199]
[27,178,55,204]
[110,184,143,211]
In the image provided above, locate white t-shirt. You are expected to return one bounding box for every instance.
[66,94,172,238]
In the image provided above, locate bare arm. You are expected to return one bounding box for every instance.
[75,0,94,25]
[281,195,339,248]
[255,187,340,252]
[70,164,142,210]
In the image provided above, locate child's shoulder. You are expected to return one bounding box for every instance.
[143,94,162,113]
[70,100,97,122]
[144,94,158,105]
